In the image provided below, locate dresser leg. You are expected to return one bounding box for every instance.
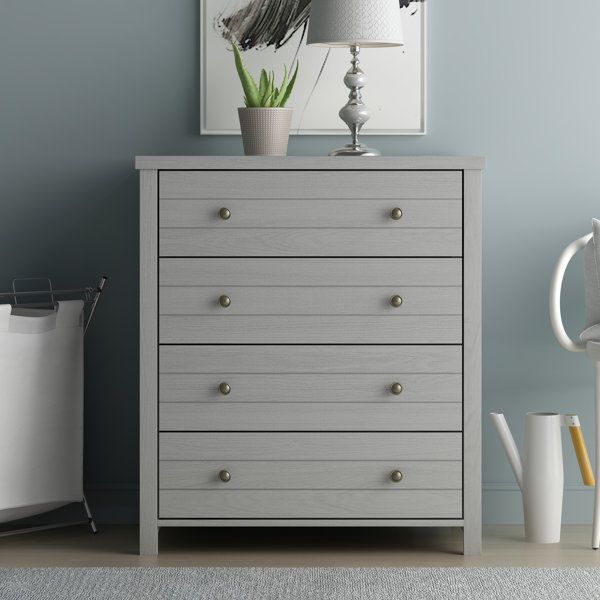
[140,524,159,555]
[462,522,482,555]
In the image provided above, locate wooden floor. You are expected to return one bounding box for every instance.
[1,526,600,567]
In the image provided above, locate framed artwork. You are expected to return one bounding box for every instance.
[200,0,426,135]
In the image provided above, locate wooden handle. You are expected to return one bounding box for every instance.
[569,426,595,487]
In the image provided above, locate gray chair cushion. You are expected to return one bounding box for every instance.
[581,218,600,342]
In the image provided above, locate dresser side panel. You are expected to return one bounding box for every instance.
[140,170,159,555]
[463,169,483,554]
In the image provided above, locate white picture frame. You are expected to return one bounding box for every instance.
[200,0,427,135]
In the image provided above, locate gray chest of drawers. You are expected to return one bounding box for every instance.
[136,156,484,555]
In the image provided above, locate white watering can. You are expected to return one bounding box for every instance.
[490,412,594,543]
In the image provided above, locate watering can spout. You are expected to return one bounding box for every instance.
[490,412,524,490]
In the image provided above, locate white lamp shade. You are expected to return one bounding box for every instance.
[307,0,404,48]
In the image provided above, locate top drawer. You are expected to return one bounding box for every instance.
[159,171,463,199]
[158,171,463,258]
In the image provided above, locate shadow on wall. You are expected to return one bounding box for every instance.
[0,163,140,522]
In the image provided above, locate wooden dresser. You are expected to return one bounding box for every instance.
[136,156,484,555]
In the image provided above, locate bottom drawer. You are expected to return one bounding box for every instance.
[159,432,462,519]
[159,490,462,519]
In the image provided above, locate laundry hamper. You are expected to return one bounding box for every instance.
[0,300,86,525]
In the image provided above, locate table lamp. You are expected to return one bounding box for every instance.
[307,0,404,156]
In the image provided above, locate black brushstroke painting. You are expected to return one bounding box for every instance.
[216,0,423,51]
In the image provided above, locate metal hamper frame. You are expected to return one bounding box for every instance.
[0,275,107,538]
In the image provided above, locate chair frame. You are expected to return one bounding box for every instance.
[550,232,600,549]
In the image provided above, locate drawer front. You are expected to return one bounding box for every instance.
[159,432,462,461]
[160,460,462,490]
[159,229,461,258]
[159,315,462,344]
[160,287,462,316]
[159,171,463,200]
[159,489,462,519]
[160,373,462,404]
[159,432,462,517]
[159,402,462,431]
[160,257,462,343]
[159,345,462,375]
[160,258,462,287]
[159,171,462,257]
[160,199,462,229]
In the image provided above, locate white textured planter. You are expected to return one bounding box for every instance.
[238,107,293,156]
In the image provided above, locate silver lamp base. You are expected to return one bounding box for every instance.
[330,45,381,157]
[329,144,381,157]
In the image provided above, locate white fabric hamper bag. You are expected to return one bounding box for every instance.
[0,300,84,523]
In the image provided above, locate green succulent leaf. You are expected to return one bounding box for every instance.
[272,64,289,107]
[233,44,299,108]
[278,62,299,108]
[233,43,260,107]
[260,80,273,106]
[259,69,269,98]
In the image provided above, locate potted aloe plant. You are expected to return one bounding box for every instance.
[233,44,299,156]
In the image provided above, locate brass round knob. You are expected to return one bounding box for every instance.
[390,207,403,220]
[219,207,231,220]
[219,295,231,308]
[390,295,403,308]
[390,470,403,483]
[219,382,231,395]
[390,382,403,395]
[219,470,231,482]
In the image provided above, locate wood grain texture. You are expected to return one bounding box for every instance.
[159,489,463,519]
[159,315,463,344]
[159,460,463,490]
[159,432,462,461]
[463,169,483,555]
[159,286,462,316]
[136,155,485,171]
[159,402,463,432]
[159,345,463,374]
[160,199,462,229]
[160,258,463,287]
[159,228,462,257]
[139,170,159,555]
[158,171,463,199]
[159,373,463,404]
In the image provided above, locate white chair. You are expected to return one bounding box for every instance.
[550,219,600,549]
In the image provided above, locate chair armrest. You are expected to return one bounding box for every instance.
[549,233,592,352]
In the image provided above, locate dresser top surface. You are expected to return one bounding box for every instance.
[135,156,485,171]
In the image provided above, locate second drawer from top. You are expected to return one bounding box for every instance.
[159,258,463,344]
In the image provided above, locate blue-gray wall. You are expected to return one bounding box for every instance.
[1,0,599,524]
